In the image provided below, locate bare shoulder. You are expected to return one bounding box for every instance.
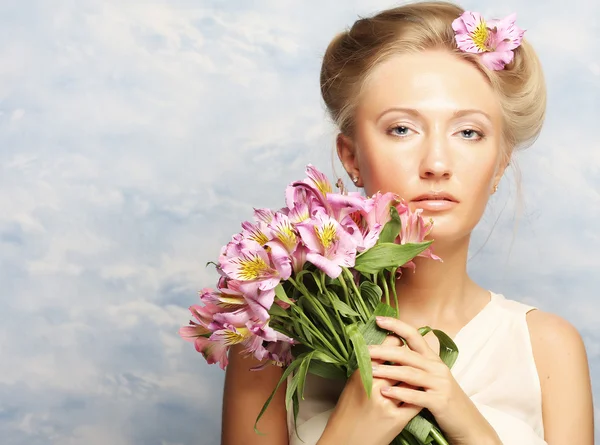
[525,309,588,369]
[525,309,594,443]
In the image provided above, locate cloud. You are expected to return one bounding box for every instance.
[0,0,598,444]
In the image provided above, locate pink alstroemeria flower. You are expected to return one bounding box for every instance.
[220,239,286,290]
[296,211,357,278]
[209,323,267,360]
[241,219,271,247]
[265,212,306,274]
[398,208,441,269]
[452,12,525,71]
[294,164,367,223]
[253,207,275,225]
[189,337,229,370]
[251,340,294,371]
[179,302,230,369]
[356,192,400,250]
[286,165,336,218]
[303,163,333,199]
[237,280,277,322]
[199,286,246,310]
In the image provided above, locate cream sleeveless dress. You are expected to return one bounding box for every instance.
[286,292,546,444]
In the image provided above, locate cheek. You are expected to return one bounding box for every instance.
[356,134,416,196]
[460,157,497,211]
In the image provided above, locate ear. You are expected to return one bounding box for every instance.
[336,133,361,185]
[492,151,511,193]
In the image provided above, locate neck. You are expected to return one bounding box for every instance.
[393,235,483,324]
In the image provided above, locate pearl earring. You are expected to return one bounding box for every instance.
[352,176,359,184]
[493,184,498,193]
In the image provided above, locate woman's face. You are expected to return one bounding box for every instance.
[338,50,506,243]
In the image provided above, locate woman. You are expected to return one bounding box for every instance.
[221,2,594,444]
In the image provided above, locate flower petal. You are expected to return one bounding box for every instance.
[213,308,253,327]
[488,13,525,51]
[306,251,343,278]
[459,11,485,34]
[305,164,333,197]
[480,50,514,70]
[193,337,229,369]
[179,323,209,339]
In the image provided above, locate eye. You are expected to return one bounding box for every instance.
[458,129,484,140]
[388,125,414,138]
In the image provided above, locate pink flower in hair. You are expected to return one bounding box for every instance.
[452,12,525,71]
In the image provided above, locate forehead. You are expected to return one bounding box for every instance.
[358,50,502,120]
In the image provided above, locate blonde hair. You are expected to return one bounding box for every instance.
[320,1,546,160]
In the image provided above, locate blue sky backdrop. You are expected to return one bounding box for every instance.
[1,0,599,444]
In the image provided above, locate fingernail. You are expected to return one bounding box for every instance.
[371,364,378,372]
[381,386,392,394]
[375,316,387,324]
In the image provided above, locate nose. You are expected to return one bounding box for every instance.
[419,133,452,180]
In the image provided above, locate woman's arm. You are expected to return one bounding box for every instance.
[221,344,289,445]
[527,310,594,444]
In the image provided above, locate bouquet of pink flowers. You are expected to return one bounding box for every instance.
[180,165,458,445]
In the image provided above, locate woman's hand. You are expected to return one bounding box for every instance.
[368,316,502,445]
[317,333,424,445]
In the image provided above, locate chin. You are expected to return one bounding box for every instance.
[424,219,470,244]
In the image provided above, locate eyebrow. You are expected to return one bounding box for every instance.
[376,107,493,124]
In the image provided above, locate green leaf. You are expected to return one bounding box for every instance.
[298,296,321,319]
[315,292,331,307]
[354,242,433,274]
[347,302,397,373]
[359,302,398,344]
[331,299,360,318]
[254,357,304,433]
[274,283,295,306]
[311,350,341,364]
[377,205,402,244]
[299,321,313,344]
[433,329,459,370]
[308,360,347,380]
[308,270,325,294]
[285,370,302,441]
[268,303,290,318]
[404,415,436,443]
[345,323,373,398]
[297,351,315,400]
[285,370,300,409]
[417,326,459,369]
[359,281,383,311]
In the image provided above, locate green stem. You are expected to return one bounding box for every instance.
[400,430,421,445]
[324,288,353,350]
[393,433,411,445]
[287,276,308,297]
[337,272,351,304]
[380,271,390,306]
[429,427,450,445]
[342,268,370,320]
[287,277,346,363]
[294,309,346,362]
[338,270,364,319]
[309,289,350,359]
[389,267,399,319]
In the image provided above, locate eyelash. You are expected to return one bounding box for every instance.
[387,125,486,141]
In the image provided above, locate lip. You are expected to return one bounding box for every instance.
[410,192,459,212]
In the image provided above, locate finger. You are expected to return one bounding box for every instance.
[380,334,403,348]
[380,385,430,409]
[375,316,437,358]
[368,345,437,372]
[372,364,435,389]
